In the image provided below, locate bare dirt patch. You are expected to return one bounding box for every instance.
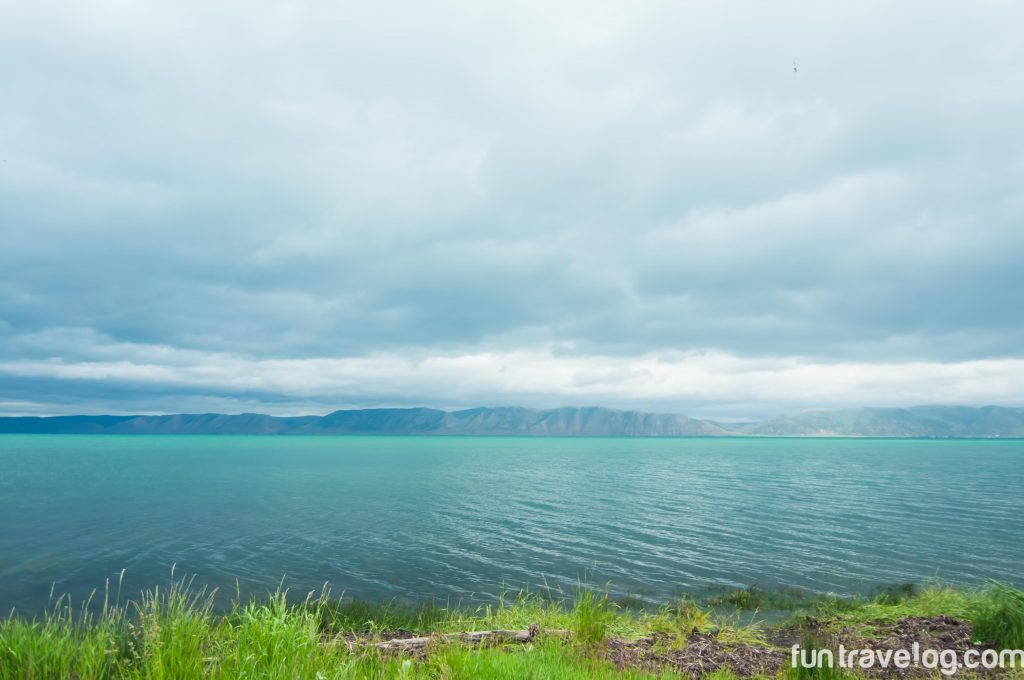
[604,629,786,678]
[607,617,1007,678]
[828,616,997,678]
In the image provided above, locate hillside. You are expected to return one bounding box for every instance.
[3,405,1023,437]
[741,405,1024,437]
[0,406,729,437]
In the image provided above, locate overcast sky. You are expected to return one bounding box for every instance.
[1,0,1023,419]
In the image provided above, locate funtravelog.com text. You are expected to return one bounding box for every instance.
[792,643,1024,676]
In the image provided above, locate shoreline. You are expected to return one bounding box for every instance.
[4,432,1024,440]
[3,579,1021,678]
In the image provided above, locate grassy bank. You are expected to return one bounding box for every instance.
[2,577,1022,679]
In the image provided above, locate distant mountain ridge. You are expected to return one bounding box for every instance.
[0,406,728,437]
[1,405,1022,437]
[741,405,1024,438]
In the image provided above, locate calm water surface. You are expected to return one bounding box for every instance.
[0,435,1021,613]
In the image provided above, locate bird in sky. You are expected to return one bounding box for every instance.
[793,60,798,74]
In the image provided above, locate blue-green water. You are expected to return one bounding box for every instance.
[0,435,1021,613]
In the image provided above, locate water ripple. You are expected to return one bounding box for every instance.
[1,435,1022,612]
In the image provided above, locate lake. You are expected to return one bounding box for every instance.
[0,435,1021,613]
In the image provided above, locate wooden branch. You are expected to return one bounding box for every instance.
[334,623,571,652]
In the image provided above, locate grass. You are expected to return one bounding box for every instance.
[2,576,1022,679]
[795,580,1024,659]
[784,631,854,680]
[968,582,1024,649]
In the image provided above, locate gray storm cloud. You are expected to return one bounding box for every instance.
[1,0,1022,418]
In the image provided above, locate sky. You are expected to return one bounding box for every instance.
[1,0,1023,420]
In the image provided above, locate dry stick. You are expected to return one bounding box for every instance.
[335,623,571,652]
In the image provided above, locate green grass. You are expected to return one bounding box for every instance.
[968,582,1024,649]
[784,631,855,680]
[2,577,1022,679]
[703,582,929,617]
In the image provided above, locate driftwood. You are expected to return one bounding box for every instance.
[334,623,571,652]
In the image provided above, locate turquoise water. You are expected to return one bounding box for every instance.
[0,435,1021,613]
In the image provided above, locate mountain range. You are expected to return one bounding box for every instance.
[1,405,1023,437]
[740,405,1024,438]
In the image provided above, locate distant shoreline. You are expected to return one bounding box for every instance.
[2,431,1024,441]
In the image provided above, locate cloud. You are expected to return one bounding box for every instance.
[1,331,1023,419]
[1,0,1022,415]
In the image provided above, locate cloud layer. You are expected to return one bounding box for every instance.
[2,0,1022,417]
